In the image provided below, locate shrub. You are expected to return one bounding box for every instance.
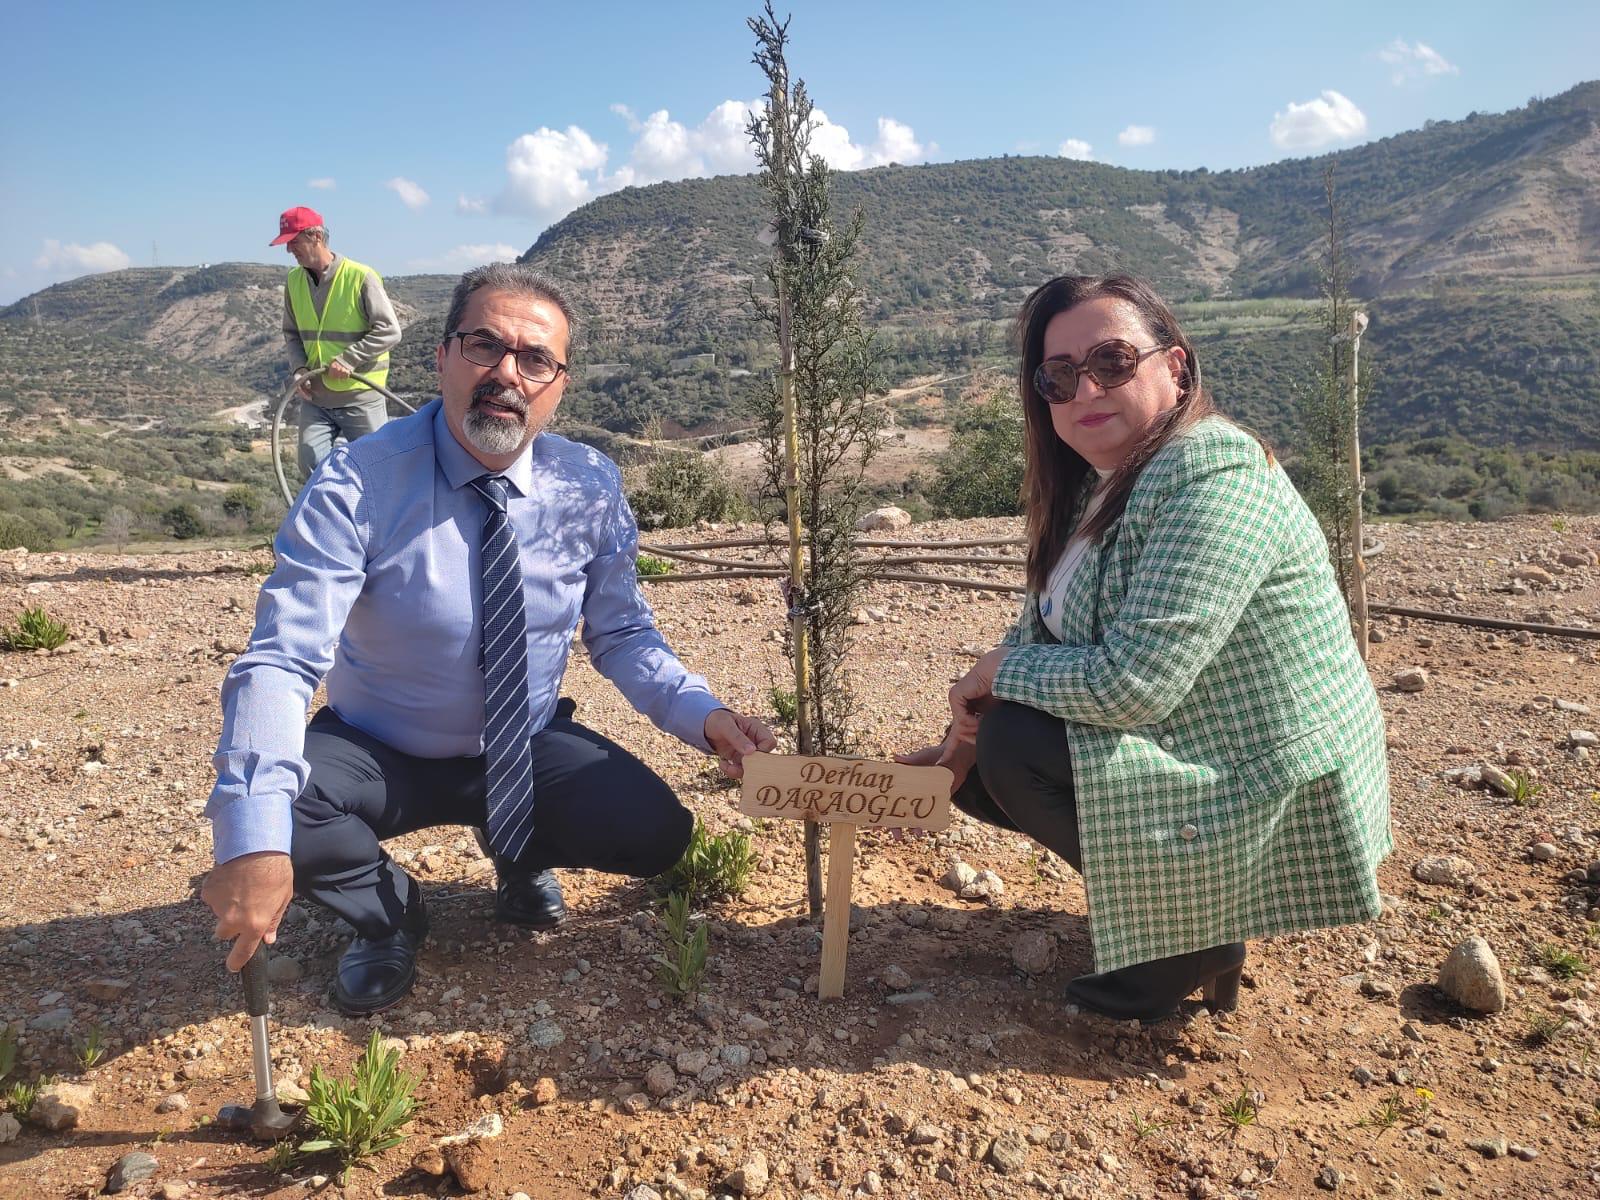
[636,553,673,577]
[930,397,1024,518]
[299,1030,419,1183]
[1,606,70,651]
[630,452,743,530]
[161,503,207,540]
[0,512,51,552]
[658,820,757,905]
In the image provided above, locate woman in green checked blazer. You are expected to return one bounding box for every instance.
[899,273,1391,1021]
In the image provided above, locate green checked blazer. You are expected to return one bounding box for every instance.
[991,415,1392,972]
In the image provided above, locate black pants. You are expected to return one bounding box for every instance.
[290,702,694,938]
[952,700,1082,872]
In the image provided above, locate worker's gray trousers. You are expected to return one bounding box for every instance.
[296,393,388,478]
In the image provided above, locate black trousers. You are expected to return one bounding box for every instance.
[952,700,1082,872]
[290,702,694,938]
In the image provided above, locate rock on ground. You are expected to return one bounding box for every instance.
[1438,936,1507,1013]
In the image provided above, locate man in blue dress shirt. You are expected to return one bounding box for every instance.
[201,262,775,1014]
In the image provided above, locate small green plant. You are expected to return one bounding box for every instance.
[1537,943,1591,981]
[264,1137,297,1173]
[299,1030,419,1184]
[3,1075,45,1119]
[1423,904,1447,924]
[1025,848,1046,884]
[1130,1108,1169,1140]
[0,1024,16,1082]
[768,686,798,727]
[1551,516,1569,533]
[1360,1092,1406,1131]
[1585,923,1600,949]
[635,553,673,577]
[1506,769,1543,807]
[74,1025,107,1070]
[1220,1087,1260,1129]
[1525,1011,1569,1047]
[653,890,710,1001]
[658,820,757,905]
[1,606,70,651]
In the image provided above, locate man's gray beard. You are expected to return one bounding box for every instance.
[462,391,545,455]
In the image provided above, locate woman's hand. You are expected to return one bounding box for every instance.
[948,646,1009,745]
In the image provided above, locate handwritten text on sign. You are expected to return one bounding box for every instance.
[738,752,953,831]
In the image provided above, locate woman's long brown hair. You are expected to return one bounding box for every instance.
[1016,273,1249,594]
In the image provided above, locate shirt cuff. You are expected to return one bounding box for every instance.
[669,691,727,753]
[208,794,295,864]
[991,644,1050,707]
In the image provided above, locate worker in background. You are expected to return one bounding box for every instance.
[271,206,401,478]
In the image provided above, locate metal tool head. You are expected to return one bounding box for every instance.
[216,1098,299,1141]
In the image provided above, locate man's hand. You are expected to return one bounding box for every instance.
[201,851,295,972]
[295,376,314,398]
[895,737,976,795]
[948,646,1009,745]
[325,360,353,381]
[704,708,777,779]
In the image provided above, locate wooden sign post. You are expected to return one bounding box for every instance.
[739,752,953,999]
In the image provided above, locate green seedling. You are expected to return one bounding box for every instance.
[1525,1011,1570,1047]
[653,890,710,1001]
[1130,1108,1169,1140]
[1,606,69,651]
[658,820,757,905]
[74,1026,107,1070]
[299,1030,419,1185]
[1537,944,1590,981]
[1506,769,1543,807]
[768,686,798,727]
[1220,1087,1260,1129]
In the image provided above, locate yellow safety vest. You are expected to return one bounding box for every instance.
[286,256,390,393]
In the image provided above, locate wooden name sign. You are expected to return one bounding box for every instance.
[739,752,954,999]
[738,753,953,831]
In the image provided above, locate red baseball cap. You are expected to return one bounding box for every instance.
[269,206,324,246]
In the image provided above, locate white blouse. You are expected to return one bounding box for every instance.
[1039,469,1113,641]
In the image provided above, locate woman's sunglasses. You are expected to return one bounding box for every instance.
[1033,339,1168,404]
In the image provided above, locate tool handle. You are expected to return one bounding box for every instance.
[241,944,271,1018]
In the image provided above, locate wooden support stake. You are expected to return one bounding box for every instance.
[818,822,856,1000]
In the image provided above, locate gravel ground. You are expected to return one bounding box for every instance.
[0,513,1597,1199]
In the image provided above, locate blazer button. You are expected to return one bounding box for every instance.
[1179,823,1198,841]
[1160,733,1176,750]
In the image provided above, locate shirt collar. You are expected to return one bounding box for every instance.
[431,400,537,497]
[306,250,340,287]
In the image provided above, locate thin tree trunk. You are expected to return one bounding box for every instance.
[1347,310,1369,658]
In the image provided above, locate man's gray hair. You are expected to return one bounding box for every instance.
[302,225,328,242]
[442,262,579,357]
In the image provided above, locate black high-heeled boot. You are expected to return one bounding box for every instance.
[1065,942,1246,1021]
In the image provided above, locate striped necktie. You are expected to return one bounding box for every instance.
[467,474,535,863]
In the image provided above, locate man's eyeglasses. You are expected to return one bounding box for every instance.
[451,332,568,384]
[1034,339,1167,404]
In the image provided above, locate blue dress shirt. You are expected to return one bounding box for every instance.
[207,399,723,864]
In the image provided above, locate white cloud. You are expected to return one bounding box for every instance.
[1377,38,1459,85]
[1117,125,1155,147]
[457,194,488,215]
[385,177,430,210]
[1058,138,1094,160]
[494,126,610,220]
[407,243,521,272]
[1269,90,1369,149]
[33,239,131,274]
[489,99,933,228]
[307,177,336,190]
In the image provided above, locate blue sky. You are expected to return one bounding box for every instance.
[2,0,1596,303]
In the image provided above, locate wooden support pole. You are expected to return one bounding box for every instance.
[818,822,857,1000]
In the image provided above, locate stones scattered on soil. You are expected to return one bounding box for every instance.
[1412,854,1477,886]
[1393,666,1428,692]
[1011,929,1057,975]
[104,1152,157,1194]
[1438,936,1507,1013]
[31,1081,93,1131]
[722,1149,770,1196]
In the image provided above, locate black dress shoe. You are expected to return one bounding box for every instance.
[1065,942,1246,1022]
[334,926,424,1015]
[495,868,566,929]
